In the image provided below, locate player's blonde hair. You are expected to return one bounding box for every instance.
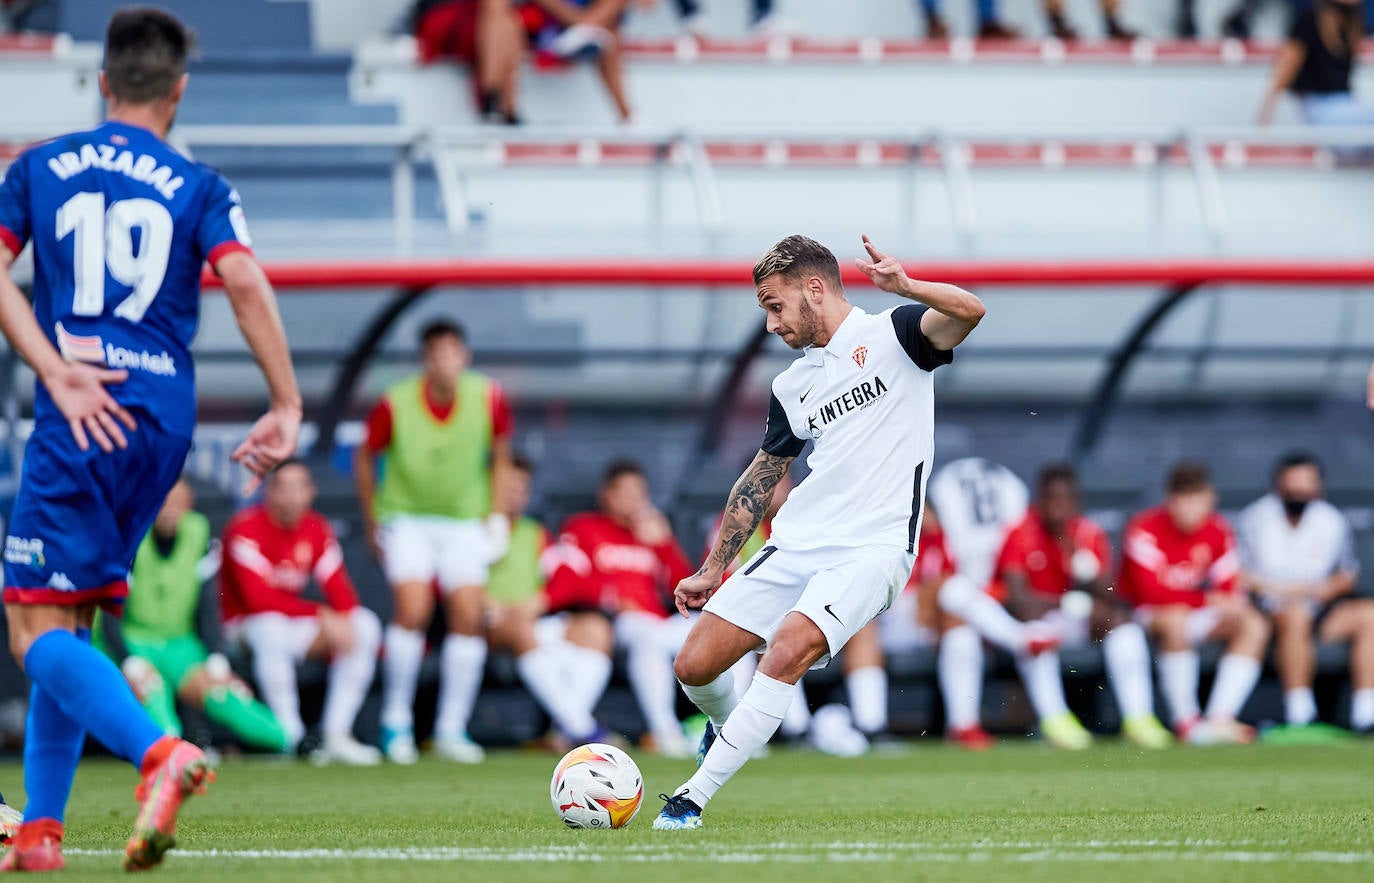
[752,235,842,290]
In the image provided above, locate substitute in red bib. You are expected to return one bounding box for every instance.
[654,234,983,830]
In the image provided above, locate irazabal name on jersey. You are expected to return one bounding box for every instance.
[806,375,888,438]
[45,144,184,200]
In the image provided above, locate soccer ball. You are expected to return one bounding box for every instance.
[549,743,644,829]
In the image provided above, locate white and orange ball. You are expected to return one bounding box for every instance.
[550,743,643,829]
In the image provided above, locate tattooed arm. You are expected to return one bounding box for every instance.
[673,450,793,617]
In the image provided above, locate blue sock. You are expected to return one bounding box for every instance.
[22,683,85,823]
[23,629,164,768]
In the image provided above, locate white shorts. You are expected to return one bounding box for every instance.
[614,609,694,653]
[225,612,320,663]
[877,590,938,654]
[1033,609,1092,649]
[379,515,490,592]
[704,543,916,668]
[1134,605,1221,647]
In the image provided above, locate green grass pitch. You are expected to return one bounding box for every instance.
[6,741,1374,882]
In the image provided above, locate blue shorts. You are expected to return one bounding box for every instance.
[3,416,190,610]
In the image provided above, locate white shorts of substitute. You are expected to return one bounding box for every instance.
[379,515,491,592]
[1133,605,1221,647]
[225,612,323,661]
[705,543,916,668]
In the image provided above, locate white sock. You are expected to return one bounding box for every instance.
[681,670,738,729]
[1015,649,1069,720]
[562,642,612,720]
[1102,623,1155,720]
[434,634,487,739]
[1351,688,1374,730]
[250,640,305,748]
[381,624,425,731]
[625,636,683,745]
[847,666,888,735]
[322,608,381,740]
[954,586,1027,652]
[1205,654,1260,721]
[780,681,811,738]
[1285,687,1317,726]
[519,645,598,739]
[680,672,794,807]
[939,625,984,730]
[1158,650,1201,724]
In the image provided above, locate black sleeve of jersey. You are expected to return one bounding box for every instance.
[891,304,955,372]
[761,392,806,458]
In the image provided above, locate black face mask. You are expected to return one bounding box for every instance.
[1281,497,1313,519]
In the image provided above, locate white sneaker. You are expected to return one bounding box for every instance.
[381,726,419,765]
[433,733,486,764]
[650,732,696,760]
[314,734,383,767]
[809,705,871,758]
[548,23,612,58]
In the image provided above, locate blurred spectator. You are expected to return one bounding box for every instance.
[1120,462,1269,745]
[1220,0,1302,39]
[1044,0,1138,40]
[107,480,288,754]
[544,460,697,756]
[990,465,1173,750]
[917,0,1020,39]
[221,460,382,765]
[671,0,779,38]
[1258,0,1371,126]
[1239,452,1374,736]
[411,0,529,123]
[520,0,638,121]
[484,454,610,744]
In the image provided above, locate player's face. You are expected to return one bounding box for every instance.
[497,468,533,516]
[757,275,823,349]
[266,465,316,527]
[599,474,650,525]
[153,481,193,537]
[1038,480,1080,526]
[423,334,470,385]
[1166,488,1216,533]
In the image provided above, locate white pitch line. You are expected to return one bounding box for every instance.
[63,844,1374,865]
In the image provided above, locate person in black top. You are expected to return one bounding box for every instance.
[1259,0,1371,125]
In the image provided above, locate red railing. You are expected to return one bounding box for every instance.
[201,258,1374,291]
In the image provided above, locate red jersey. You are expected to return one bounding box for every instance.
[905,523,957,594]
[543,512,694,619]
[363,376,513,454]
[1118,506,1239,608]
[220,506,359,622]
[988,508,1112,602]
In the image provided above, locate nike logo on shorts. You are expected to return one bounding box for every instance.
[823,604,843,626]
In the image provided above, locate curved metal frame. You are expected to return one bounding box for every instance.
[1070,283,1200,462]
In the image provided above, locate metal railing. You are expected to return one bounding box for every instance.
[152,123,1374,256]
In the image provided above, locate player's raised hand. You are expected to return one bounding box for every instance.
[674,569,721,618]
[232,403,302,492]
[45,362,137,453]
[854,234,913,296]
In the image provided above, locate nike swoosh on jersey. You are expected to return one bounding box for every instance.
[800,384,815,404]
[823,604,843,626]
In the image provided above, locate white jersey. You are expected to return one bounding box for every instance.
[927,457,1029,590]
[763,304,953,552]
[1237,494,1359,586]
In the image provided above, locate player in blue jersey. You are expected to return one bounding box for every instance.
[0,8,300,872]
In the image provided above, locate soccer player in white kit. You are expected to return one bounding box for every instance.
[653,234,984,830]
